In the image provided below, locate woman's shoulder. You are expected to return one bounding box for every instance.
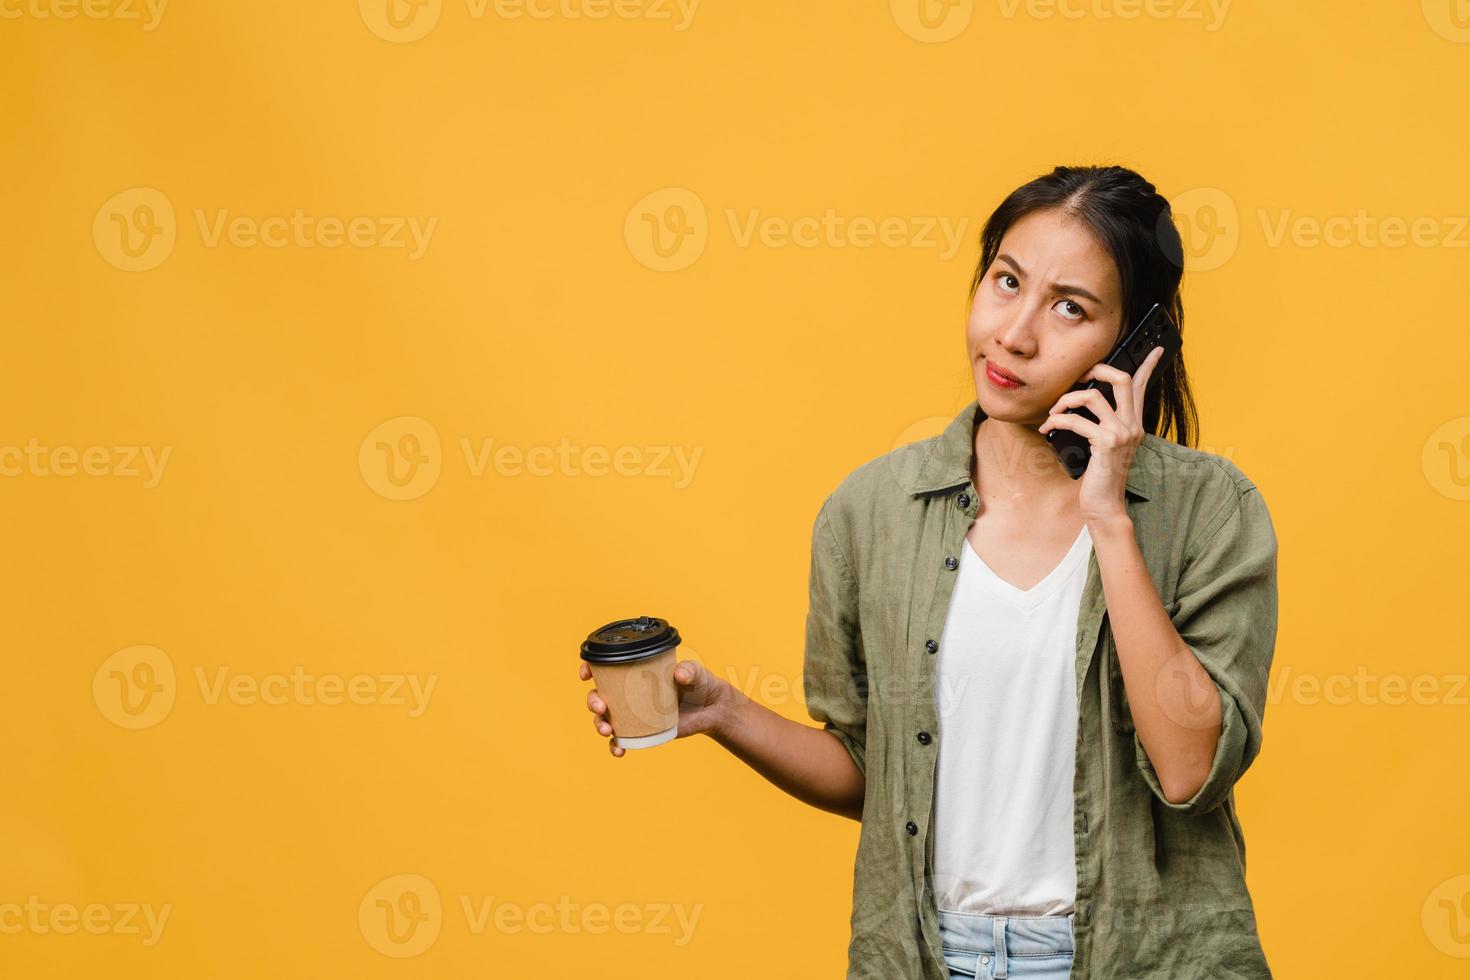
[806,436,937,561]
[1139,432,1260,494]
[823,433,935,512]
[1137,433,1276,554]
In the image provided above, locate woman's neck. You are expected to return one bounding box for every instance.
[971,418,1080,516]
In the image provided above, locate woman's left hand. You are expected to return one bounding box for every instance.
[1038,345,1167,523]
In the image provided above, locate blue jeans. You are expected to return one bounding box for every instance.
[938,908,1075,979]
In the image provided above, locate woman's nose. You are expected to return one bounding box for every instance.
[994,314,1036,354]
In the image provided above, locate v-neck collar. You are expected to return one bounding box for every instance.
[962,523,1093,612]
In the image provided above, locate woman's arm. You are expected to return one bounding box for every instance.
[1090,513,1222,804]
[581,658,866,821]
[1105,483,1279,814]
[711,682,866,821]
[1041,347,1225,805]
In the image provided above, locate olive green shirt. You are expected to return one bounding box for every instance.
[804,398,1278,979]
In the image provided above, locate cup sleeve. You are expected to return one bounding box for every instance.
[1135,484,1279,816]
[802,495,868,779]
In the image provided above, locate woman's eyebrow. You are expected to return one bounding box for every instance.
[996,252,1103,304]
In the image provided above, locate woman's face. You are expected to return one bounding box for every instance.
[966,207,1125,427]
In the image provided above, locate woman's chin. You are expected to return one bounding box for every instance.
[975,389,1040,424]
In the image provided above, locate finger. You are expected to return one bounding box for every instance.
[579,662,590,681]
[1111,363,1137,429]
[586,689,606,714]
[674,660,699,686]
[1049,388,1117,422]
[1132,345,1166,401]
[1039,412,1103,441]
[592,713,613,737]
[609,740,625,758]
[1079,361,1132,386]
[1120,346,1164,428]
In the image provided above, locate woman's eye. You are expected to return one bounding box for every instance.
[996,273,1019,293]
[1057,300,1085,321]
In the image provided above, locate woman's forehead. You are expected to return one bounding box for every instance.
[999,213,1118,291]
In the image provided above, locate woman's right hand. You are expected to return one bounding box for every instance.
[580,659,737,758]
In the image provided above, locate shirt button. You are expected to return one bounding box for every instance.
[905,820,919,836]
[944,555,958,570]
[958,493,970,509]
[916,731,932,745]
[925,639,938,654]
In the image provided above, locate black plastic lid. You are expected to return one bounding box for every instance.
[580,616,681,665]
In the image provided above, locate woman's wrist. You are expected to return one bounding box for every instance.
[1085,510,1134,543]
[708,682,750,745]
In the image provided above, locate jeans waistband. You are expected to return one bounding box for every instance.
[937,907,1076,959]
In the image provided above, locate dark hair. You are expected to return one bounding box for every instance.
[968,165,1198,448]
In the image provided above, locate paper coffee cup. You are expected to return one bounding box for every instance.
[580,616,682,749]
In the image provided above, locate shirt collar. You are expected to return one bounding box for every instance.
[901,398,1157,502]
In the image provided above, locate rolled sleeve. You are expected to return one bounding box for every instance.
[1136,483,1279,816]
[802,494,868,778]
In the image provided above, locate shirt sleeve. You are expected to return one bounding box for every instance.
[802,494,868,779]
[1135,482,1279,816]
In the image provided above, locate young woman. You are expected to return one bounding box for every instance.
[579,165,1279,980]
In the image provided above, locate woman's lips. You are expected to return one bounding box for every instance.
[984,360,1025,390]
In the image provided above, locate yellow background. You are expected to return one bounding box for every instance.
[4,1,1469,976]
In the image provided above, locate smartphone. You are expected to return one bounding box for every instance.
[1045,301,1183,480]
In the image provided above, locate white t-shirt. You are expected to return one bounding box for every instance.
[931,523,1093,916]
